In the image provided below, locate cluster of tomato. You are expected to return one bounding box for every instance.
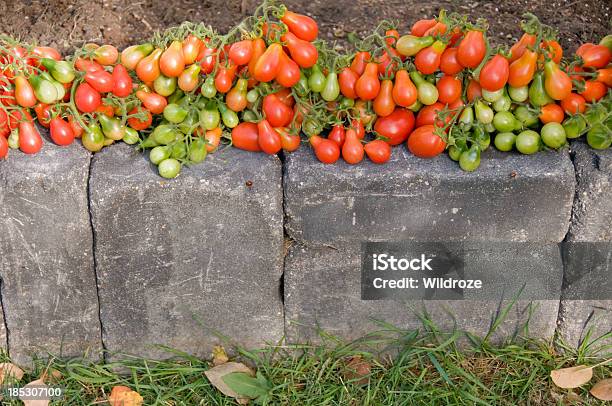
[0,5,611,178]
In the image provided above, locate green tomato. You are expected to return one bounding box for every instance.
[167,89,185,105]
[516,130,540,154]
[302,119,321,137]
[158,158,181,179]
[599,34,612,52]
[459,106,474,125]
[154,75,177,97]
[563,115,587,139]
[459,145,481,172]
[540,122,567,149]
[82,124,105,152]
[150,146,171,164]
[30,76,58,104]
[8,130,19,149]
[493,111,516,133]
[308,65,326,93]
[189,138,208,163]
[408,100,423,112]
[339,97,355,109]
[295,71,310,97]
[200,106,220,130]
[475,100,494,124]
[164,104,188,124]
[178,110,198,134]
[140,135,159,149]
[417,82,439,105]
[493,94,512,112]
[200,76,217,98]
[219,104,239,128]
[482,88,504,103]
[151,124,177,145]
[514,105,539,128]
[528,72,553,107]
[508,85,529,102]
[586,124,612,150]
[321,72,340,101]
[242,110,258,122]
[246,89,259,103]
[122,127,139,145]
[171,141,187,159]
[41,58,75,83]
[494,132,516,152]
[448,145,464,161]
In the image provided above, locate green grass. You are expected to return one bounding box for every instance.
[2,307,611,405]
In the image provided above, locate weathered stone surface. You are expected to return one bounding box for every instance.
[90,144,284,359]
[285,243,562,343]
[284,147,575,244]
[0,139,101,365]
[558,142,612,349]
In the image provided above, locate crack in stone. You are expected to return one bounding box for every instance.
[86,152,108,360]
[0,277,10,356]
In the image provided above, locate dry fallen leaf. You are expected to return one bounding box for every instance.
[21,379,49,406]
[108,385,144,406]
[204,362,254,402]
[0,363,24,383]
[212,345,229,366]
[342,356,371,385]
[551,365,593,389]
[590,378,612,401]
[566,390,585,404]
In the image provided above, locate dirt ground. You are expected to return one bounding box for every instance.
[0,0,609,54]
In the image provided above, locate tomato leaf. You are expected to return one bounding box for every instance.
[590,378,612,401]
[550,365,593,389]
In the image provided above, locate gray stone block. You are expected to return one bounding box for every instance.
[284,147,575,244]
[89,144,284,359]
[558,142,612,351]
[0,138,101,365]
[285,243,561,344]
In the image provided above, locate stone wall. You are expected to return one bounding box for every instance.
[0,132,609,364]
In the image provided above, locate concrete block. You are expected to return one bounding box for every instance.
[89,144,284,359]
[0,139,101,365]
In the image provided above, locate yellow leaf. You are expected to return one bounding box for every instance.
[0,363,24,384]
[108,385,144,406]
[550,365,593,389]
[21,379,49,406]
[212,345,229,366]
[590,378,612,401]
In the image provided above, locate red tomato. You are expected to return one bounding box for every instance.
[373,79,396,117]
[374,108,415,145]
[457,30,486,68]
[580,80,607,102]
[539,103,564,124]
[232,122,261,152]
[416,102,445,128]
[160,41,185,77]
[310,135,340,164]
[595,67,612,87]
[182,35,203,65]
[112,64,133,97]
[350,51,371,75]
[18,120,43,154]
[508,49,537,87]
[415,41,446,75]
[282,32,318,68]
[364,139,391,164]
[15,76,36,108]
[34,103,52,127]
[277,127,301,152]
[440,47,463,75]
[127,106,152,131]
[257,119,282,154]
[49,117,75,146]
[540,40,563,64]
[407,125,445,158]
[355,63,380,100]
[392,69,418,107]
[339,67,359,99]
[328,125,346,147]
[276,52,301,88]
[263,94,294,127]
[342,128,364,164]
[560,93,586,115]
[436,75,462,104]
[214,63,237,93]
[411,19,436,37]
[75,82,102,113]
[229,40,254,66]
[68,116,85,138]
[509,33,536,63]
[544,61,572,101]
[135,90,167,114]
[479,54,509,91]
[0,135,7,159]
[85,69,115,93]
[197,45,217,74]
[281,11,318,42]
[254,43,282,82]
[576,44,611,69]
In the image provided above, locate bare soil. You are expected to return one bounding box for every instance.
[0,0,609,54]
